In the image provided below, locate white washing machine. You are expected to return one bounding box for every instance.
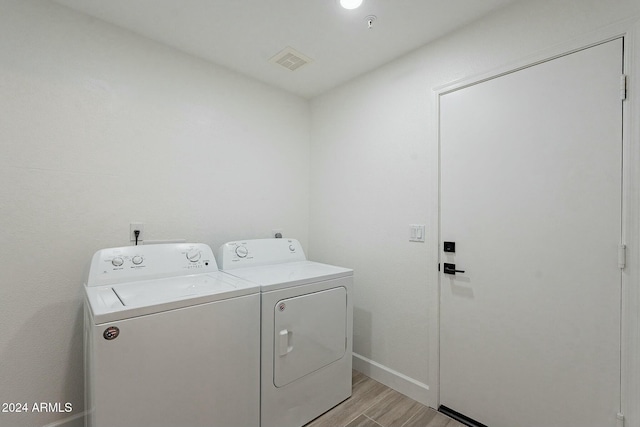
[84,243,260,427]
[217,238,353,427]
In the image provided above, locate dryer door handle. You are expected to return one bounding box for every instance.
[278,329,294,356]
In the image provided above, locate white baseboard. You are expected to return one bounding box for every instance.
[42,412,84,427]
[352,353,431,406]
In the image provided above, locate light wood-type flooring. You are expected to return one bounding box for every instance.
[305,370,465,427]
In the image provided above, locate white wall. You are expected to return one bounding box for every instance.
[3,0,640,426]
[309,0,640,412]
[0,1,310,426]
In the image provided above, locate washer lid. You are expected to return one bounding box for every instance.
[86,271,259,324]
[112,274,235,306]
[224,260,353,292]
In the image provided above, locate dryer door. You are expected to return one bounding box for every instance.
[273,287,347,387]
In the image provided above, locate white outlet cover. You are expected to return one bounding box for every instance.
[130,222,145,242]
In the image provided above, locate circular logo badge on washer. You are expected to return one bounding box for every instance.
[278,302,286,312]
[103,326,120,340]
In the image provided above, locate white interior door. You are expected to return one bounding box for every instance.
[439,39,623,427]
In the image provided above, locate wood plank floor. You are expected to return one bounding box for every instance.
[305,370,464,427]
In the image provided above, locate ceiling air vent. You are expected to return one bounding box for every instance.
[269,47,313,71]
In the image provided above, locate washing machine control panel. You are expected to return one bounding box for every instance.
[186,248,202,262]
[87,243,218,287]
[216,238,306,270]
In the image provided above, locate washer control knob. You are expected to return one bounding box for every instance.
[186,249,201,263]
[289,245,295,252]
[111,257,124,267]
[132,255,143,265]
[235,246,248,258]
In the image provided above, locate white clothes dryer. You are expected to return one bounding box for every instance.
[84,243,260,427]
[217,238,353,427]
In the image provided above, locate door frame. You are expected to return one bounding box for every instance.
[428,18,640,426]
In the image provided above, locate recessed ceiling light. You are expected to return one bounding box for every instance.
[340,0,364,10]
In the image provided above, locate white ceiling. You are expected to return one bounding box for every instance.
[52,0,520,98]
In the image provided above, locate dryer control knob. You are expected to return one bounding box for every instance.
[111,257,124,267]
[132,255,143,265]
[235,246,248,258]
[186,249,202,263]
[289,245,295,251]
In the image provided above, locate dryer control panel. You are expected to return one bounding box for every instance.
[86,243,217,287]
[217,238,306,270]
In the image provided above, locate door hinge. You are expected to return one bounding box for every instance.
[618,244,626,269]
[620,75,627,101]
[617,412,624,427]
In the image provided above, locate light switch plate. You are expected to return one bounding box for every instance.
[409,224,425,242]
